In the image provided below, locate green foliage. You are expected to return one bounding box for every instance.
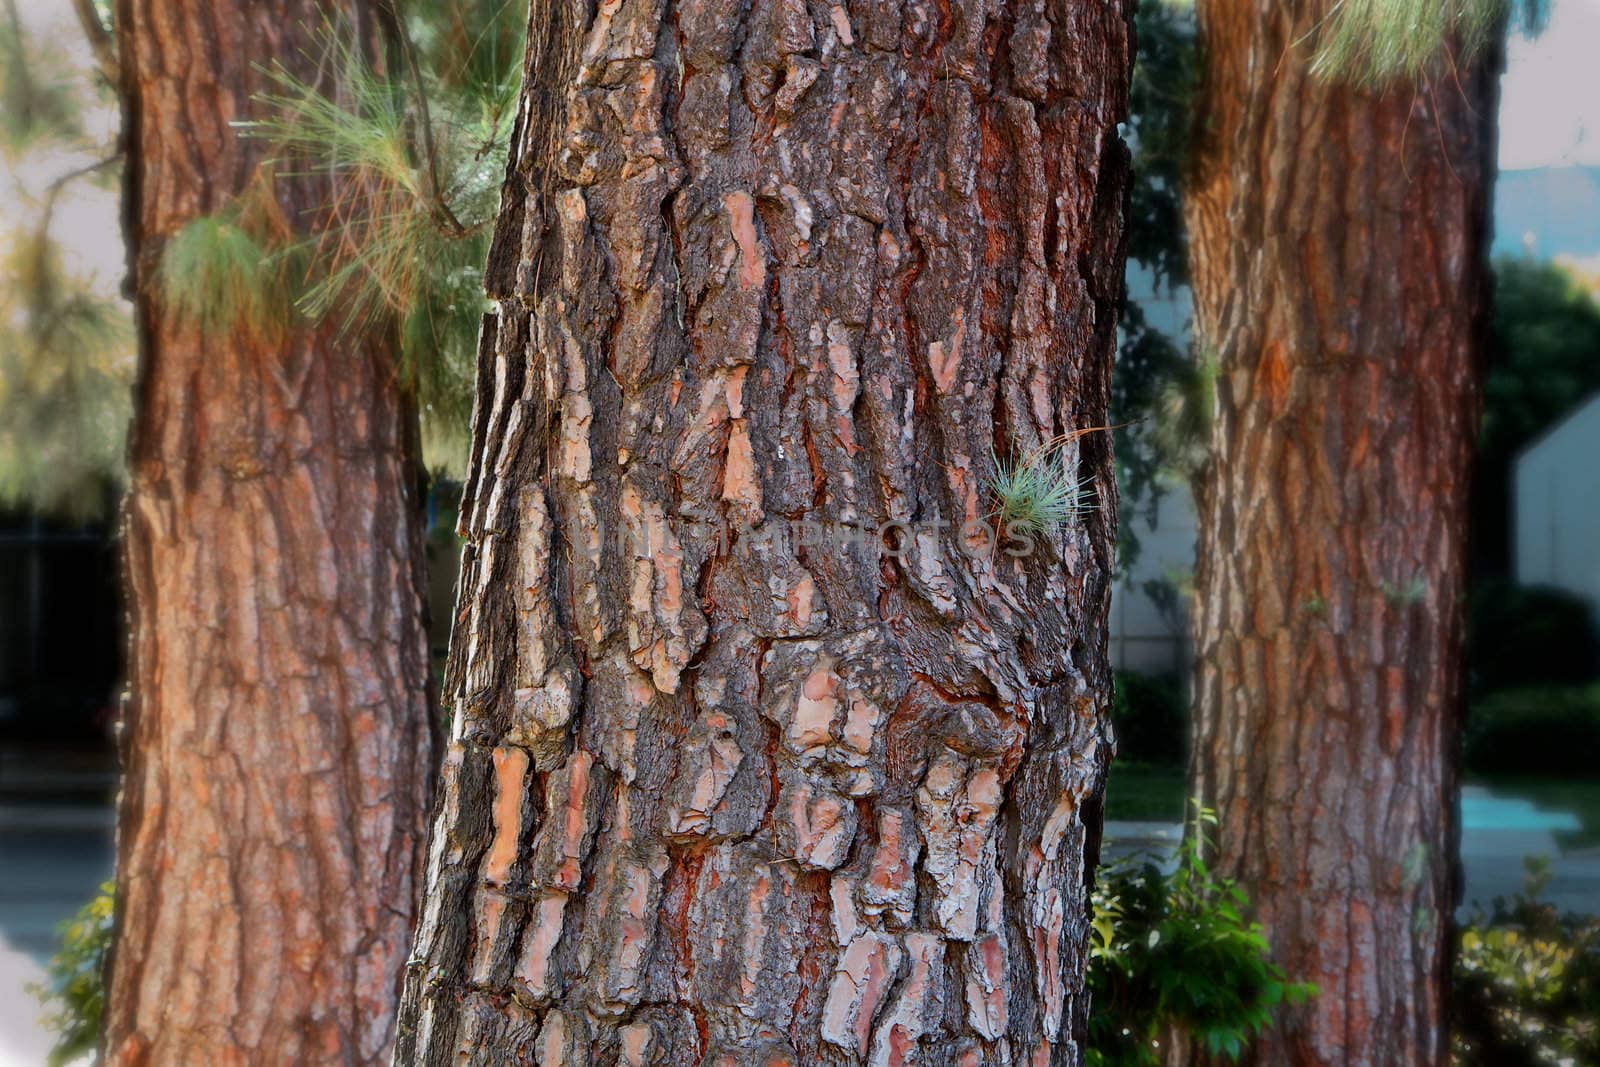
[1103,761,1187,823]
[1484,258,1600,464]
[1112,670,1188,767]
[1474,258,1600,572]
[0,0,130,516]
[1380,576,1428,606]
[408,0,526,107]
[1114,0,1200,569]
[1089,806,1316,1065]
[1468,579,1600,693]
[1465,685,1600,779]
[0,1,84,152]
[1455,858,1600,1065]
[159,215,290,341]
[260,3,520,467]
[162,0,524,473]
[988,438,1095,537]
[1310,0,1514,87]
[1146,353,1218,484]
[0,223,131,516]
[28,881,115,1067]
[1123,0,1197,294]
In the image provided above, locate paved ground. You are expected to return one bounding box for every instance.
[0,785,1593,1064]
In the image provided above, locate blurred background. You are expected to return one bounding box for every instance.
[1,0,1597,1063]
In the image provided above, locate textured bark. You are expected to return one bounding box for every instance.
[396,1,1131,1064]
[106,2,436,1064]
[1182,4,1499,1065]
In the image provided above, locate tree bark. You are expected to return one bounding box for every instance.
[395,1,1131,1064]
[106,2,436,1064]
[1182,4,1499,1065]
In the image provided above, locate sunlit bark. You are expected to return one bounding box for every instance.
[396,1,1134,1063]
[106,2,435,1062]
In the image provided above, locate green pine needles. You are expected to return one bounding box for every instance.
[158,216,290,341]
[1310,0,1543,87]
[988,433,1099,537]
[0,1,84,152]
[0,219,131,517]
[155,1,523,472]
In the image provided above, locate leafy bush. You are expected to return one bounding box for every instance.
[1088,806,1315,1065]
[1464,685,1600,779]
[28,881,114,1067]
[1468,580,1600,694]
[1454,859,1600,1066]
[1112,671,1188,767]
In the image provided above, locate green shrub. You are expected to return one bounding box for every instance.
[1464,685,1600,779]
[1104,761,1188,823]
[1088,806,1315,1065]
[1454,858,1600,1066]
[1112,670,1188,767]
[28,881,114,1067]
[1468,580,1600,694]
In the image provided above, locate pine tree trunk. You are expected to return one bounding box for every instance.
[1182,5,1498,1065]
[395,2,1132,1063]
[106,2,436,1063]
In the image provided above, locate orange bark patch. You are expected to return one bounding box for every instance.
[829,4,854,44]
[552,752,594,890]
[484,747,529,885]
[842,694,881,755]
[470,890,507,983]
[793,667,842,748]
[965,932,1009,1038]
[725,365,748,418]
[515,893,568,995]
[787,574,815,628]
[1258,340,1291,408]
[725,191,766,291]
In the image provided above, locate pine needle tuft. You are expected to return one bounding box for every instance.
[988,441,1096,537]
[1309,0,1531,87]
[158,217,289,340]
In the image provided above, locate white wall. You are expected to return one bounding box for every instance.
[1515,391,1600,613]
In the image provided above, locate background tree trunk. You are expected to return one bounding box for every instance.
[1182,4,1499,1065]
[396,1,1131,1063]
[106,2,436,1063]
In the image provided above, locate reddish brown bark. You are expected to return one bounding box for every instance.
[1181,4,1499,1065]
[395,1,1133,1064]
[106,2,435,1063]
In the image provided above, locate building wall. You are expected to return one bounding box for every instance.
[1111,478,1196,676]
[1515,392,1600,614]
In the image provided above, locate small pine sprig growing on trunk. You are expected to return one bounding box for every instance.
[988,428,1111,536]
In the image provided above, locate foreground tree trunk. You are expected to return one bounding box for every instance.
[1182,5,1499,1065]
[397,2,1131,1063]
[106,2,435,1063]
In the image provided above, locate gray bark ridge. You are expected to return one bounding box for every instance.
[398,1,1132,1064]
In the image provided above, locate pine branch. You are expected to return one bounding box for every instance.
[39,152,120,223]
[383,0,467,237]
[68,0,118,87]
